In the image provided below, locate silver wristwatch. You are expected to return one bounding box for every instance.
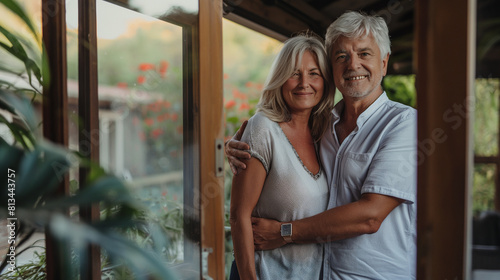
[280,223,293,243]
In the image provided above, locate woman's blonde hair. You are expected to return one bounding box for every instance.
[256,34,335,142]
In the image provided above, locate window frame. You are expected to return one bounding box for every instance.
[41,0,225,278]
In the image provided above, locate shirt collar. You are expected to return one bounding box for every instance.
[332,92,389,128]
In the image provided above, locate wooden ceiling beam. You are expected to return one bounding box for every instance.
[324,0,380,19]
[281,0,332,27]
[224,0,311,37]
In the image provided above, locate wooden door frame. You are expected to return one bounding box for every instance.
[199,0,226,279]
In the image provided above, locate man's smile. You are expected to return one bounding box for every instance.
[345,75,368,81]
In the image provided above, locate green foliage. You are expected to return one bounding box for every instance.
[0,115,177,279]
[1,250,46,279]
[383,75,416,108]
[473,164,496,216]
[474,78,499,156]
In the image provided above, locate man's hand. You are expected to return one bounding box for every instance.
[251,217,286,251]
[225,120,251,175]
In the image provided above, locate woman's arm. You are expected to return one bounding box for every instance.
[229,157,267,280]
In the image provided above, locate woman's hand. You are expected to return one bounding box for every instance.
[225,120,252,175]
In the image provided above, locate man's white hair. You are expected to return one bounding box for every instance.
[325,11,391,61]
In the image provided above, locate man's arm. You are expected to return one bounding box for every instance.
[252,193,403,250]
[225,121,251,174]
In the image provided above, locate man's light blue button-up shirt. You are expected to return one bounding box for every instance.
[320,92,417,280]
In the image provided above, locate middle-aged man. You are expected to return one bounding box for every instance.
[226,11,417,279]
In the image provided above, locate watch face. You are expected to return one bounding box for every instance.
[281,223,292,236]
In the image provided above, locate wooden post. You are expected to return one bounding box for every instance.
[199,0,225,278]
[415,0,476,278]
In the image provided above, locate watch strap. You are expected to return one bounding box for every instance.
[282,235,293,243]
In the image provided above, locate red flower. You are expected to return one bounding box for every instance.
[232,89,248,100]
[176,126,183,134]
[144,118,154,126]
[139,63,155,71]
[148,101,162,112]
[151,128,163,139]
[137,75,146,84]
[224,73,229,80]
[245,81,253,88]
[171,113,179,121]
[239,102,250,111]
[225,100,236,109]
[157,113,170,122]
[159,61,169,77]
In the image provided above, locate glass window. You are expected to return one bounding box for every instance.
[66,0,199,277]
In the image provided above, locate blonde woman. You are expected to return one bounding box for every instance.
[229,34,335,280]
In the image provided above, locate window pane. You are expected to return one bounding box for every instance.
[98,0,184,266]
[67,0,199,277]
[474,78,499,156]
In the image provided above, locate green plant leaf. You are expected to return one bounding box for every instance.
[0,139,24,207]
[16,142,72,205]
[0,85,39,132]
[0,26,42,85]
[0,0,40,41]
[0,114,35,149]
